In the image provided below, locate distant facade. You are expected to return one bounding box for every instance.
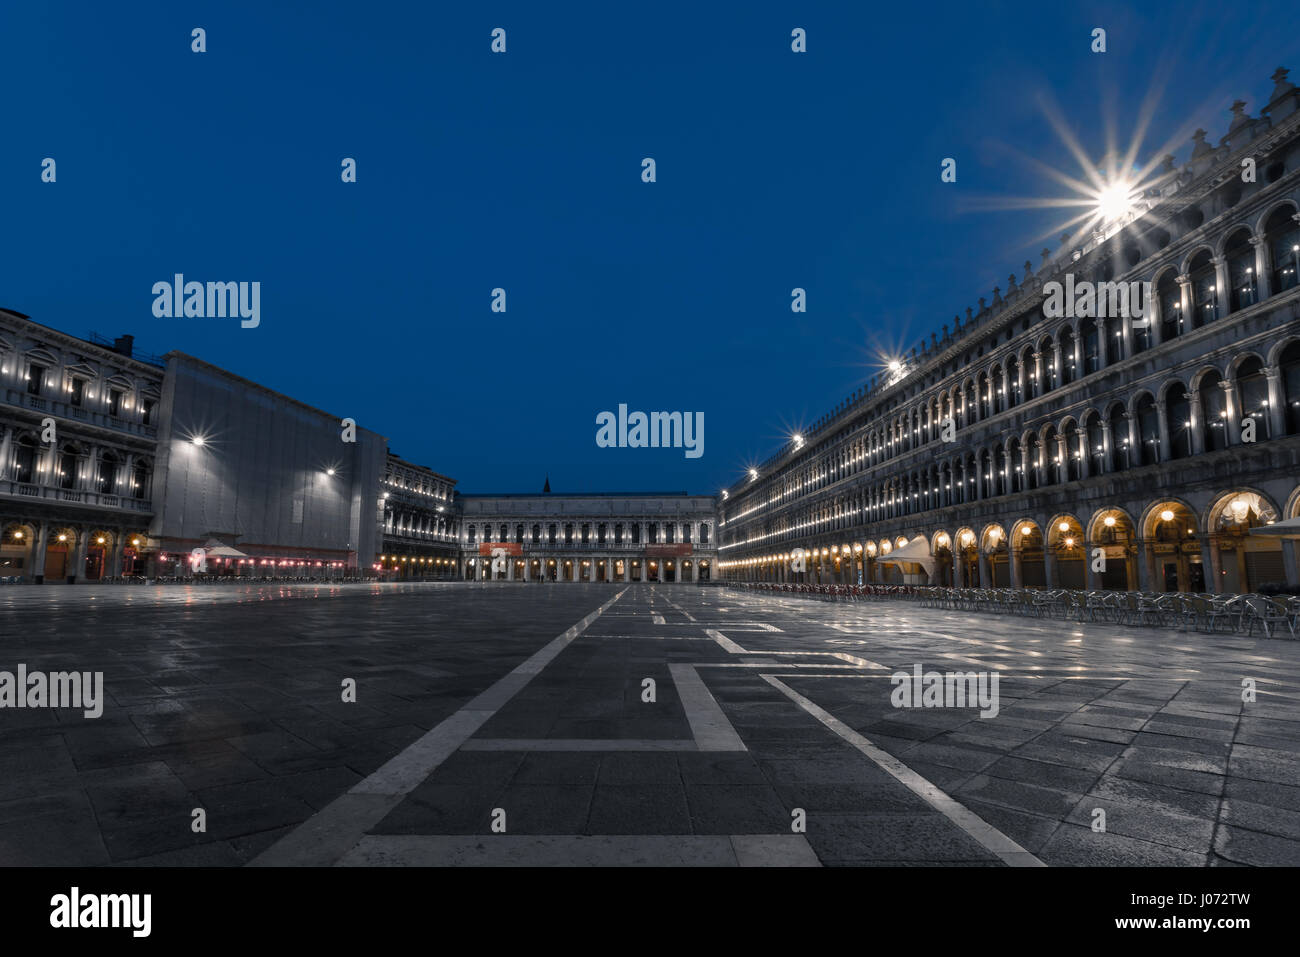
[377,453,460,578]
[456,493,716,582]
[720,67,1300,595]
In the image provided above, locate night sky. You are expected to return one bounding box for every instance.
[4,1,1298,495]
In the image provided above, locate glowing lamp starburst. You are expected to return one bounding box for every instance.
[1095,179,1136,223]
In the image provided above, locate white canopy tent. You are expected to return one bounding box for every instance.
[202,539,249,558]
[1248,517,1300,539]
[875,536,936,579]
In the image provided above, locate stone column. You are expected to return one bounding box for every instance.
[1252,237,1272,301]
[1219,380,1241,445]
[1155,400,1171,462]
[70,528,90,583]
[32,523,49,584]
[1147,284,1163,347]
[1099,418,1113,474]
[1044,543,1058,588]
[109,529,126,580]
[1137,542,1153,592]
[1096,321,1109,368]
[1076,428,1090,480]
[1055,433,1069,484]
[1084,542,1101,591]
[1265,370,1286,438]
[1206,538,1224,594]
[1124,412,1140,468]
[1185,391,1206,455]
[1212,256,1229,319]
[1177,274,1193,332]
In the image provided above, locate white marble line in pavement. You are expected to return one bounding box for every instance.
[248,588,628,867]
[762,675,1046,868]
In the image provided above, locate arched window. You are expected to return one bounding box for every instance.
[1042,425,1060,484]
[1157,271,1182,341]
[1265,206,1300,294]
[1188,249,1217,325]
[991,443,1006,496]
[978,372,990,419]
[1025,435,1040,490]
[14,436,36,484]
[1085,413,1106,474]
[1282,341,1300,435]
[1023,348,1039,398]
[132,460,150,499]
[1064,421,1082,481]
[1007,356,1021,407]
[1007,437,1022,493]
[993,368,1005,414]
[1080,321,1100,375]
[1040,338,1058,390]
[1166,388,1192,459]
[1060,329,1078,383]
[1224,229,1257,312]
[1237,357,1271,441]
[1199,372,1229,452]
[1107,404,1128,471]
[58,444,79,490]
[98,452,121,493]
[1136,394,1160,466]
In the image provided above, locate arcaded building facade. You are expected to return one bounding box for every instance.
[377,453,460,578]
[457,493,717,582]
[0,311,161,582]
[720,67,1300,595]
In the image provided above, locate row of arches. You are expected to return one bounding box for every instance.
[724,488,1298,595]
[463,520,713,547]
[0,523,147,582]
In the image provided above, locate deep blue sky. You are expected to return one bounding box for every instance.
[4,1,1298,495]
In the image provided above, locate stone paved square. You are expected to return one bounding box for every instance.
[2,580,1298,866]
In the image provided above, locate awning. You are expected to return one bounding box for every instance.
[1248,517,1300,539]
[876,537,936,577]
[202,539,249,558]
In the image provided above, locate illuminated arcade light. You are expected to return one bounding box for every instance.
[1103,516,1116,528]
[1058,522,1069,532]
[191,436,205,447]
[1160,509,1175,522]
[326,468,335,476]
